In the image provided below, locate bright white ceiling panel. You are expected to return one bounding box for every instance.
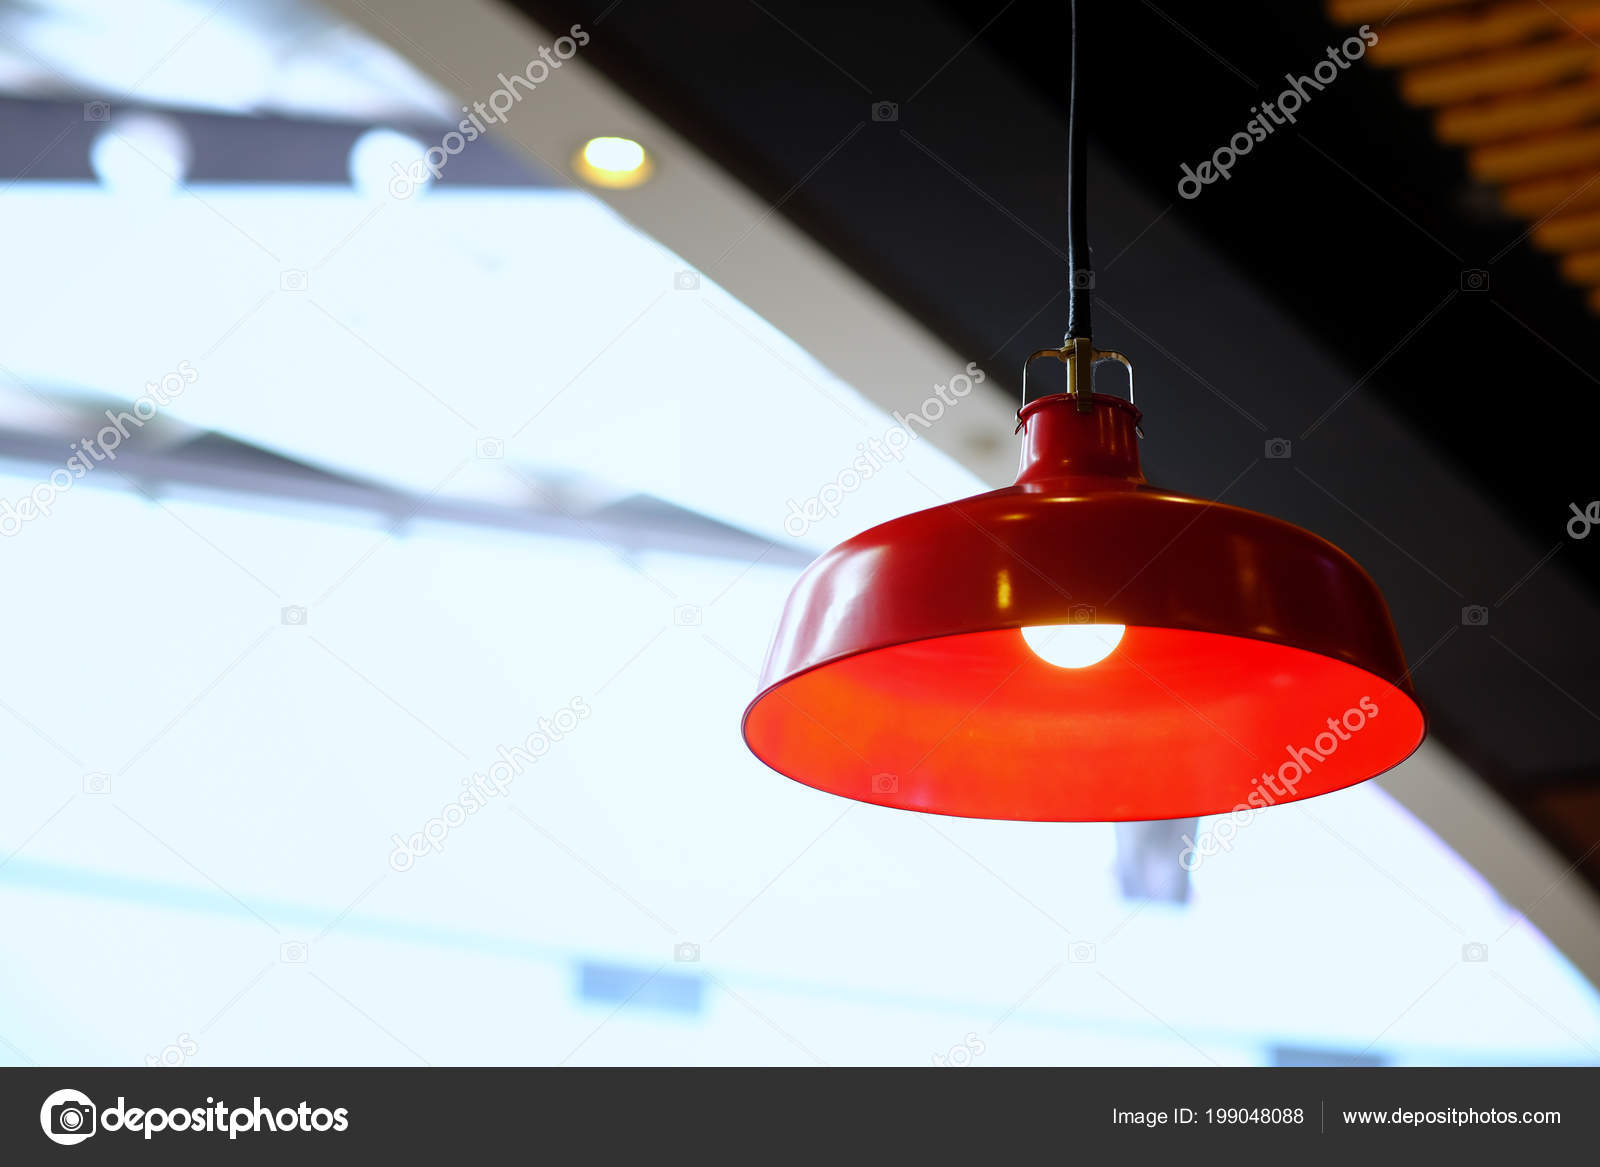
[0,183,990,551]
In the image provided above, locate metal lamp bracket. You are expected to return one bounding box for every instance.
[1021,340,1136,416]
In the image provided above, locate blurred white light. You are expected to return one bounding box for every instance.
[574,136,652,188]
[1021,623,1124,668]
[89,112,190,196]
[584,136,644,172]
[348,127,432,200]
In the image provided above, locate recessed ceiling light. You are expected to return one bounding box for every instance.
[574,136,652,188]
[348,127,432,200]
[90,112,191,198]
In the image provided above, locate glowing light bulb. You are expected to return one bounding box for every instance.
[574,136,652,187]
[1021,624,1124,668]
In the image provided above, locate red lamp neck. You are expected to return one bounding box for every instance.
[1014,393,1144,484]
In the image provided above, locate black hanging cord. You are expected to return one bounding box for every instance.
[1064,0,1091,342]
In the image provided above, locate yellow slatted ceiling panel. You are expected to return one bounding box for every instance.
[1329,0,1600,314]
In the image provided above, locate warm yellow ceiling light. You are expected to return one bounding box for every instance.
[573,136,653,188]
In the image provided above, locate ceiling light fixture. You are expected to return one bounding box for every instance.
[574,135,653,188]
[741,0,1425,820]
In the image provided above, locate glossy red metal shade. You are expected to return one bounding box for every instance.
[743,393,1424,821]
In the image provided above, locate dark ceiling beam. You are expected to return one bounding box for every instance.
[0,425,805,566]
[0,95,555,186]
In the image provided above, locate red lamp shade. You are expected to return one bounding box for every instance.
[742,392,1425,821]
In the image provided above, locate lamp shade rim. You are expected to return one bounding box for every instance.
[743,625,1428,822]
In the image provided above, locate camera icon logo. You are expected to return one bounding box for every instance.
[673,604,702,626]
[1068,941,1097,964]
[1068,603,1097,624]
[1265,438,1292,460]
[871,772,899,794]
[1460,268,1490,292]
[281,605,308,626]
[674,942,700,962]
[82,101,110,122]
[674,270,700,291]
[1071,268,1096,290]
[83,772,111,795]
[476,436,504,460]
[871,101,899,122]
[1461,941,1489,962]
[1461,605,1489,627]
[40,1089,96,1145]
[280,940,308,963]
[279,269,309,293]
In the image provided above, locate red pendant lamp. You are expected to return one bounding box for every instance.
[740,1,1425,820]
